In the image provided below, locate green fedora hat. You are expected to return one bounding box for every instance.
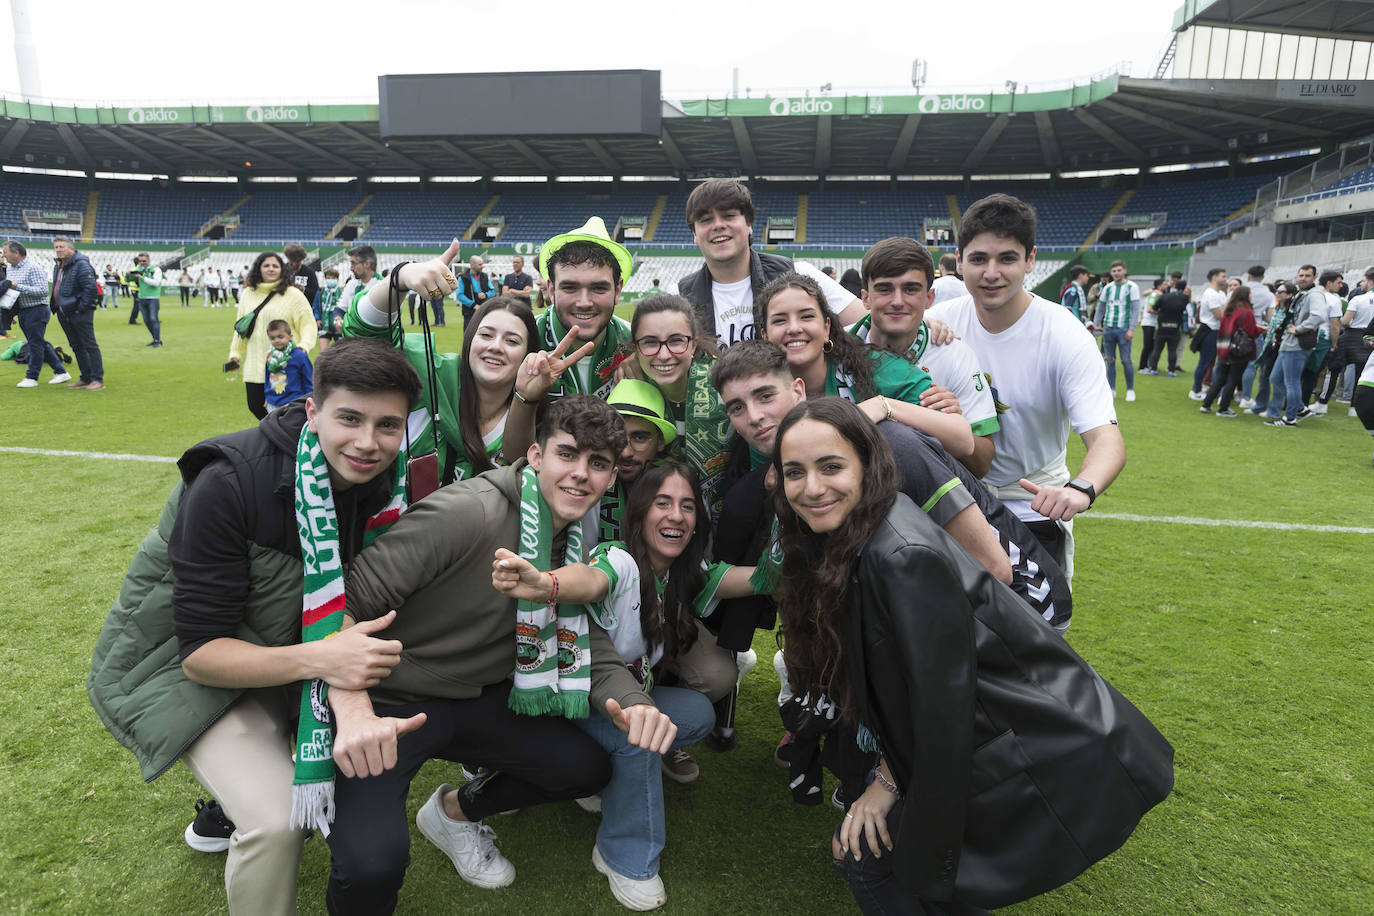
[538,216,634,285]
[607,379,677,446]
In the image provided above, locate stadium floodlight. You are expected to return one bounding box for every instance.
[911,59,927,91]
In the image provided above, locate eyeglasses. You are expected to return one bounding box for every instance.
[635,334,693,357]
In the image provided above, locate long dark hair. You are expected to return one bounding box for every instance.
[770,397,899,722]
[459,297,538,475]
[754,272,880,400]
[1223,284,1252,318]
[247,251,291,294]
[622,461,707,660]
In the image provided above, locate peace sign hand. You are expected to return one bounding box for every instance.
[516,325,597,401]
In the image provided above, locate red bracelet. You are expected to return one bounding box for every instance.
[547,571,559,606]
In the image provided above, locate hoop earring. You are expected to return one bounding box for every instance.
[822,339,834,353]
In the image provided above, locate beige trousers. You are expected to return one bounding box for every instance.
[182,689,310,916]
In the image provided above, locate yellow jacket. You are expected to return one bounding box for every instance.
[228,283,318,384]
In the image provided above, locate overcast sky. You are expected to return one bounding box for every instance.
[3,0,1184,104]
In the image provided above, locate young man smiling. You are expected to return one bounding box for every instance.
[675,178,865,349]
[90,339,424,916]
[926,193,1124,583]
[322,395,677,914]
[599,378,677,542]
[532,217,635,401]
[848,237,999,477]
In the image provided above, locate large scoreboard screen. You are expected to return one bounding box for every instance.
[379,70,661,138]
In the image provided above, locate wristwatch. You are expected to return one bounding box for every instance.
[1065,477,1096,508]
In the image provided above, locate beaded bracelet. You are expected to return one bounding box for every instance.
[546,571,560,606]
[873,765,901,798]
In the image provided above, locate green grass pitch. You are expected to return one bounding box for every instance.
[1,299,1370,914]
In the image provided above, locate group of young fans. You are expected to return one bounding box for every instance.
[89,180,1175,916]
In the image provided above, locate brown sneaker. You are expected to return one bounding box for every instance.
[84,381,106,391]
[660,748,699,784]
[66,381,90,389]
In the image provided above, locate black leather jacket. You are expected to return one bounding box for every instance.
[844,495,1174,908]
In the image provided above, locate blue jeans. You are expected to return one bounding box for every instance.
[138,297,161,342]
[1249,352,1275,413]
[1266,350,1306,421]
[1241,358,1259,400]
[17,306,65,379]
[430,296,446,325]
[55,307,103,382]
[1101,327,1134,391]
[1192,328,1216,394]
[104,286,118,308]
[576,685,714,880]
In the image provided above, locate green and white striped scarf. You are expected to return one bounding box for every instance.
[290,424,407,835]
[510,465,592,718]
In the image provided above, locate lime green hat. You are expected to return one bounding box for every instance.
[538,216,634,285]
[607,379,677,446]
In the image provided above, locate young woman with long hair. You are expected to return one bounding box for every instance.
[493,461,759,912]
[226,250,317,420]
[755,272,974,461]
[450,297,540,479]
[1201,284,1261,416]
[770,396,1173,915]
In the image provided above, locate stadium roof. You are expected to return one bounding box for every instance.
[2,73,1372,180]
[1172,0,1374,42]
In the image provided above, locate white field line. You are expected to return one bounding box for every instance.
[4,446,1372,534]
[1087,512,1374,535]
[0,446,177,464]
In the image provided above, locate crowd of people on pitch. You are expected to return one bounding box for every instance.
[1059,259,1374,448]
[89,180,1175,916]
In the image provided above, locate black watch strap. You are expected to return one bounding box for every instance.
[1066,477,1096,507]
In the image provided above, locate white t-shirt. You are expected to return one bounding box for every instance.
[1245,280,1275,325]
[680,257,856,350]
[588,545,728,686]
[927,293,1118,521]
[1199,287,1227,330]
[1346,290,1374,329]
[931,274,966,304]
[1319,291,1342,339]
[707,275,755,349]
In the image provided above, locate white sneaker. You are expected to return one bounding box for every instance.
[49,372,72,384]
[1125,390,1136,402]
[1239,398,1256,410]
[1188,390,1204,401]
[735,648,757,686]
[593,845,666,911]
[16,378,37,388]
[575,795,602,814]
[1351,407,1359,418]
[416,784,515,889]
[1310,402,1328,416]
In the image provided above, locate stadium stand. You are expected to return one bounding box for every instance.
[0,170,1297,252]
[231,190,361,244]
[94,186,243,241]
[1128,173,1275,240]
[804,189,953,244]
[956,186,1121,248]
[360,189,491,244]
[0,178,88,232]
